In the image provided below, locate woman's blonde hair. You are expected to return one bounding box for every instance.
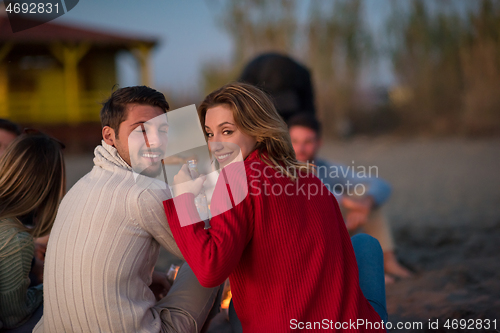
[198,82,314,180]
[0,132,66,257]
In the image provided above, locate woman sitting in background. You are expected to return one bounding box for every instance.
[0,130,65,332]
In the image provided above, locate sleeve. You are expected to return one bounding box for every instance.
[340,165,392,206]
[314,160,344,202]
[364,176,392,207]
[318,160,392,207]
[163,163,254,288]
[0,231,43,329]
[137,188,184,260]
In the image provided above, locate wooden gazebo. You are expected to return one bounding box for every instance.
[0,14,158,124]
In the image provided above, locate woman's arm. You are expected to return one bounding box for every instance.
[163,163,254,288]
[0,231,43,328]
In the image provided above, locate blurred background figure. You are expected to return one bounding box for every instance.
[288,113,412,283]
[0,119,21,156]
[239,53,315,122]
[0,130,66,332]
[0,120,50,293]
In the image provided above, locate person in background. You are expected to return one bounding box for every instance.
[239,53,315,122]
[0,120,51,287]
[0,119,21,156]
[0,130,66,332]
[288,113,412,283]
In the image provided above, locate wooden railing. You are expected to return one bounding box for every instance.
[0,90,109,124]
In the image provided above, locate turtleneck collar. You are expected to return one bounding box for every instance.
[93,140,132,172]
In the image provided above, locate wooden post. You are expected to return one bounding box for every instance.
[132,43,154,87]
[0,42,13,119]
[50,43,90,123]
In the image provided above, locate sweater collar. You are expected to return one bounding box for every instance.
[93,140,132,172]
[245,148,260,162]
[246,148,270,163]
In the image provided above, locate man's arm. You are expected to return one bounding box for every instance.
[316,159,392,207]
[137,188,184,260]
[361,177,391,207]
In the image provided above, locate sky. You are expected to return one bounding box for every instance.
[57,0,233,94]
[46,0,473,95]
[6,0,475,95]
[55,0,401,95]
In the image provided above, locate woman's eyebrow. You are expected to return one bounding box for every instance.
[217,122,235,128]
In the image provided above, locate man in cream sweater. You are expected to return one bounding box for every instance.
[34,86,219,333]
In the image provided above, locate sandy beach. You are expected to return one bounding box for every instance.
[321,137,500,332]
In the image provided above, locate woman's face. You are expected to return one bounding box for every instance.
[205,104,257,168]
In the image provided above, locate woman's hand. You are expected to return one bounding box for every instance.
[171,164,206,197]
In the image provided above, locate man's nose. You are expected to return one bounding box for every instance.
[144,129,165,148]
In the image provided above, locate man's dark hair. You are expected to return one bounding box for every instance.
[0,119,21,136]
[287,113,322,138]
[100,86,169,137]
[239,53,315,123]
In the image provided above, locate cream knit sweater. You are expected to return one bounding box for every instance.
[34,141,185,333]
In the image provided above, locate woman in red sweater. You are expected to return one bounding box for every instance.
[164,82,387,332]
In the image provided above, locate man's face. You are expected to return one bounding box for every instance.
[113,104,168,177]
[289,125,320,163]
[0,129,17,156]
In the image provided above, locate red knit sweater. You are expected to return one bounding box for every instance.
[163,150,384,332]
